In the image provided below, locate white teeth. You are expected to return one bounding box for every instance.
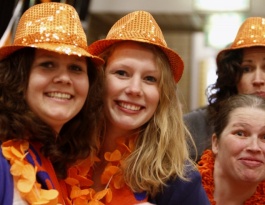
[47,92,71,99]
[119,102,141,111]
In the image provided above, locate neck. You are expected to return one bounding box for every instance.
[101,125,139,153]
[213,161,258,205]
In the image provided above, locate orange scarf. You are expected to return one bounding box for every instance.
[197,150,265,205]
[1,140,65,205]
[64,136,148,205]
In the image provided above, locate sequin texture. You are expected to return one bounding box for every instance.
[15,3,87,56]
[231,17,265,48]
[0,2,104,66]
[88,10,184,83]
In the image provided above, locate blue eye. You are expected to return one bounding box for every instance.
[145,76,157,82]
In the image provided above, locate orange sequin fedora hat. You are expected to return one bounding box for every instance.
[0,2,103,66]
[88,10,184,83]
[217,17,265,62]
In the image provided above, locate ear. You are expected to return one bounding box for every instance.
[212,133,219,154]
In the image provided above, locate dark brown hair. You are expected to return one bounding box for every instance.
[207,49,244,122]
[0,48,104,178]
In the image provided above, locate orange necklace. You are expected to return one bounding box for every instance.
[1,140,59,204]
[64,135,147,205]
[197,150,265,205]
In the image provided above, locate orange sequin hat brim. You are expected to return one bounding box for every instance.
[0,2,104,66]
[217,17,265,63]
[88,10,184,83]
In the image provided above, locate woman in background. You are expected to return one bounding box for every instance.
[185,17,265,161]
[198,94,265,204]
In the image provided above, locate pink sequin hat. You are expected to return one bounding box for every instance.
[217,17,265,61]
[88,10,184,83]
[0,2,103,66]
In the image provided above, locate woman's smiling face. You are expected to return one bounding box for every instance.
[103,42,161,135]
[26,49,89,133]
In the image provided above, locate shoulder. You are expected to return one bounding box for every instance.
[184,106,213,160]
[183,106,210,134]
[184,106,208,122]
[0,145,14,204]
[150,169,210,205]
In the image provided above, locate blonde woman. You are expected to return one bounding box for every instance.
[64,11,209,205]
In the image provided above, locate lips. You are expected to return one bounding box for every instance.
[254,92,265,98]
[239,157,263,168]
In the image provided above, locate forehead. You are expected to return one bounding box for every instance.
[107,41,157,64]
[228,107,265,126]
[106,41,166,79]
[35,49,87,62]
[243,47,265,57]
[111,41,152,54]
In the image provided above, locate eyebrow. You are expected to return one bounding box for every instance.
[241,59,255,63]
[231,122,265,130]
[231,122,248,127]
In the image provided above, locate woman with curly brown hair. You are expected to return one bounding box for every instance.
[0,2,103,204]
[185,17,265,161]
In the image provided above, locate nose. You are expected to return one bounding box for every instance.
[246,136,262,152]
[125,77,143,96]
[53,67,72,84]
[252,69,265,87]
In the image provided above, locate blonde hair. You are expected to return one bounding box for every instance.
[99,41,196,197]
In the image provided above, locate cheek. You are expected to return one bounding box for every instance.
[104,77,121,98]
[26,74,41,99]
[237,76,251,94]
[25,75,43,112]
[152,91,160,106]
[222,138,246,156]
[75,77,89,96]
[261,144,265,155]
[147,88,160,110]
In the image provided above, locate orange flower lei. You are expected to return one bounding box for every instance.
[197,149,265,205]
[64,135,138,205]
[1,140,59,205]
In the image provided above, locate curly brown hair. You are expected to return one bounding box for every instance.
[207,48,244,123]
[0,48,104,178]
